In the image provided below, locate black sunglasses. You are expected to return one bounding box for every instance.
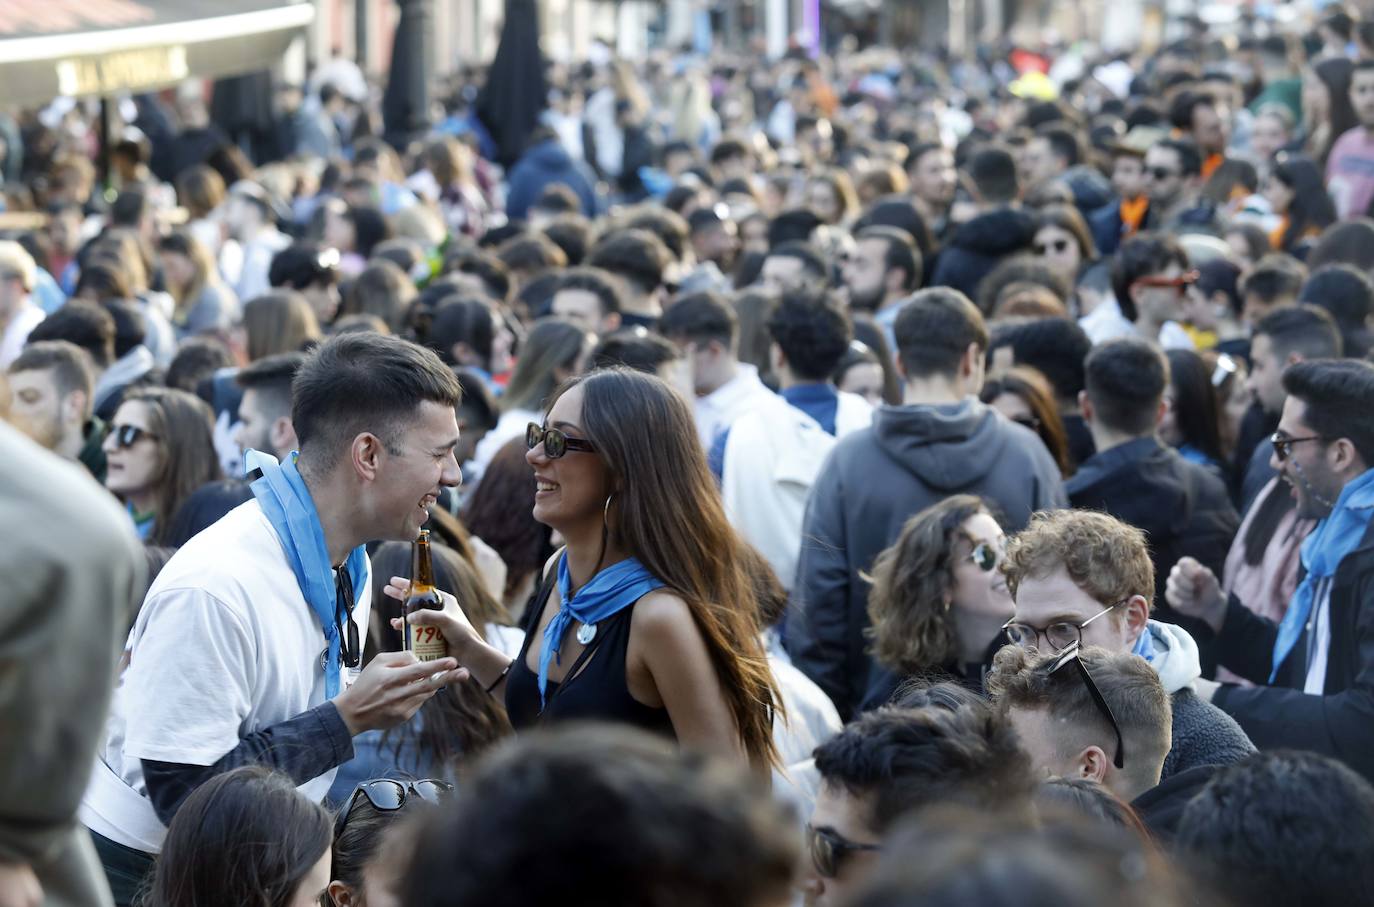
[807,824,881,879]
[109,424,160,449]
[526,422,596,460]
[1271,431,1325,462]
[335,568,361,670]
[1047,643,1125,770]
[968,541,1001,572]
[1147,166,1179,181]
[1034,238,1070,255]
[334,778,454,838]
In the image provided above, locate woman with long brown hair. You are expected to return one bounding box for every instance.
[390,368,782,769]
[238,290,322,362]
[981,366,1074,478]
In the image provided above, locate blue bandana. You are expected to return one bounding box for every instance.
[1272,468,1374,682]
[536,555,665,709]
[247,449,369,699]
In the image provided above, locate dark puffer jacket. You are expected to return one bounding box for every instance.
[928,207,1038,302]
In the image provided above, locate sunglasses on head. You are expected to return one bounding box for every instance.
[109,424,160,449]
[526,422,597,460]
[1271,431,1325,462]
[1034,238,1071,255]
[807,824,881,879]
[334,779,454,838]
[1047,643,1126,770]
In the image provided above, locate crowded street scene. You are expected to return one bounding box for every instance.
[4,0,1374,904]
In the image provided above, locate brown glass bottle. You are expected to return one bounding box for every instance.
[404,529,448,661]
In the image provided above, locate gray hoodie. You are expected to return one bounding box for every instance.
[786,398,1066,718]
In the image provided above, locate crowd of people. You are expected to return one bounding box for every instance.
[6,5,1374,907]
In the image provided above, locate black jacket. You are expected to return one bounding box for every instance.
[1213,519,1374,782]
[1066,437,1239,655]
[1132,764,1220,842]
[785,399,1066,719]
[928,207,1037,301]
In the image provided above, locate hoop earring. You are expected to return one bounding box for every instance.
[603,493,615,526]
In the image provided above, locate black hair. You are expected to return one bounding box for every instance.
[269,242,340,290]
[1255,304,1343,361]
[1299,264,1374,357]
[590,328,681,374]
[26,301,116,369]
[162,479,257,548]
[1196,257,1242,318]
[766,287,853,381]
[109,189,152,230]
[454,367,499,433]
[1037,125,1082,168]
[1272,155,1337,251]
[767,208,824,247]
[292,332,463,473]
[587,229,672,296]
[541,214,594,266]
[103,299,147,359]
[555,266,625,317]
[1168,90,1215,133]
[497,234,568,273]
[1177,751,1374,907]
[710,138,751,165]
[1283,359,1374,467]
[893,288,990,379]
[976,255,1071,317]
[1165,349,1226,466]
[346,205,392,258]
[429,296,500,368]
[446,250,513,303]
[659,291,738,348]
[1084,338,1169,436]
[969,147,1019,204]
[166,337,235,394]
[855,226,922,293]
[237,351,307,423]
[851,196,935,264]
[1110,233,1189,322]
[1154,138,1202,177]
[813,702,1034,833]
[764,241,828,280]
[624,208,691,262]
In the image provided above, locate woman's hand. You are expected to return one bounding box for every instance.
[384,576,483,662]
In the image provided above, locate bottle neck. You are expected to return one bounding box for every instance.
[412,535,436,591]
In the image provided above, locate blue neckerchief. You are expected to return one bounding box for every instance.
[1272,468,1374,682]
[537,555,665,709]
[247,449,369,699]
[1132,627,1155,662]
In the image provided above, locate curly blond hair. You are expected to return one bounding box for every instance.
[866,495,988,676]
[1002,510,1155,609]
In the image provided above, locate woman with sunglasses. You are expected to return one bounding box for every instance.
[860,495,1014,712]
[1032,204,1098,306]
[980,367,1074,478]
[103,386,222,545]
[326,778,452,907]
[390,368,782,769]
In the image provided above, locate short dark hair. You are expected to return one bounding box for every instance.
[269,242,340,290]
[851,197,934,262]
[893,288,990,379]
[969,147,1019,204]
[428,296,499,367]
[1153,138,1202,177]
[402,725,799,907]
[8,340,96,416]
[541,214,594,266]
[624,208,691,262]
[986,317,1092,399]
[166,337,235,394]
[1168,90,1215,133]
[103,299,147,359]
[856,226,921,292]
[658,291,738,348]
[767,288,853,381]
[1084,338,1169,436]
[767,209,824,247]
[1178,751,1374,907]
[587,229,673,296]
[765,241,829,280]
[25,301,116,369]
[1300,264,1374,330]
[496,234,568,273]
[1282,358,1374,467]
[710,138,750,165]
[813,702,1034,833]
[1241,254,1307,306]
[445,250,512,302]
[1037,125,1082,168]
[1110,233,1189,322]
[534,183,581,214]
[976,255,1071,316]
[237,351,307,423]
[1255,305,1343,361]
[292,333,462,472]
[555,267,625,317]
[590,328,681,374]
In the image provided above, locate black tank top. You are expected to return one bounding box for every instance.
[504,558,676,738]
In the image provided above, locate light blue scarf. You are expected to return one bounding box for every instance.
[1271,468,1374,682]
[537,555,665,709]
[247,449,369,699]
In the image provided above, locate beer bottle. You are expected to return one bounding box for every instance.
[404,529,448,662]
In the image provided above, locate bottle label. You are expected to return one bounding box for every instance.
[410,624,448,662]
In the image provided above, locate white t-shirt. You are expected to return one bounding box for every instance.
[80,501,371,853]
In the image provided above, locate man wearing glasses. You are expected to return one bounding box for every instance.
[1103,233,1200,349]
[81,334,467,905]
[1169,360,1374,782]
[803,700,1035,907]
[1003,508,1254,781]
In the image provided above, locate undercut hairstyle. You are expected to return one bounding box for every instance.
[292,332,462,473]
[555,267,625,318]
[1241,254,1307,306]
[892,288,989,379]
[1084,337,1168,437]
[659,291,738,349]
[402,725,799,907]
[1177,751,1374,907]
[765,241,829,281]
[590,329,681,374]
[766,287,853,380]
[1003,509,1156,609]
[813,702,1035,833]
[969,147,1019,204]
[237,351,307,425]
[985,317,1091,400]
[25,301,116,369]
[1255,305,1343,361]
[856,226,922,292]
[9,341,96,419]
[987,646,1173,791]
[1282,359,1374,468]
[587,229,673,296]
[1110,233,1189,322]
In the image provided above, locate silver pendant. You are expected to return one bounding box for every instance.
[577,622,597,645]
